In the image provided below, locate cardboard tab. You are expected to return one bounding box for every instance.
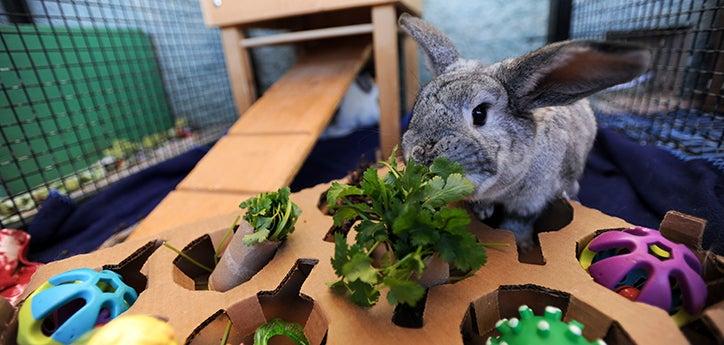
[659,211,706,250]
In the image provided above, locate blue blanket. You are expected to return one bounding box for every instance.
[26,127,723,262]
[579,128,723,254]
[27,145,210,262]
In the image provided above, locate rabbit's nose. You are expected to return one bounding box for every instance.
[410,145,424,160]
[410,145,435,165]
[410,145,429,164]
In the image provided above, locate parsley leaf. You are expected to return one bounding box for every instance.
[326,151,486,308]
[239,187,301,245]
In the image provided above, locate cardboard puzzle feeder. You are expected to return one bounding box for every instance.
[0,180,722,345]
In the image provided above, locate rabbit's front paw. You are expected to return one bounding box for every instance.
[500,215,536,249]
[471,202,495,221]
[515,236,536,252]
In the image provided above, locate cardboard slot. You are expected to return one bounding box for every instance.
[461,284,634,345]
[103,239,163,294]
[186,259,328,345]
[392,290,429,328]
[681,318,720,345]
[172,232,278,291]
[483,199,573,265]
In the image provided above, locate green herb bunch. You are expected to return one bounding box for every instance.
[327,153,486,307]
[253,318,309,345]
[239,187,301,246]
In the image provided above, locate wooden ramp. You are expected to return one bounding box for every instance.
[128,42,371,240]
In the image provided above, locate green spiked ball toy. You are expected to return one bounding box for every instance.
[487,305,606,345]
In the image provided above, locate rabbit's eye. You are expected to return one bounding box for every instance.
[472,103,489,126]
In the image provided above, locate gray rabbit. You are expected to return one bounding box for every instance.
[399,14,651,248]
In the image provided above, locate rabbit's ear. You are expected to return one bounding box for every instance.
[497,40,651,111]
[399,13,459,76]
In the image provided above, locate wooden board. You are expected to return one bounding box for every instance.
[176,134,314,193]
[221,27,257,116]
[128,190,251,241]
[200,0,421,27]
[372,5,401,158]
[228,42,371,136]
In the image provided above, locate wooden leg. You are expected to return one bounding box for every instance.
[372,5,401,158]
[403,34,419,113]
[221,27,257,116]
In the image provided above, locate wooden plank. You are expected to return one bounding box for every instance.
[176,134,314,193]
[403,34,419,112]
[128,190,251,240]
[200,0,421,28]
[372,4,401,157]
[228,41,371,136]
[221,27,257,116]
[241,24,373,48]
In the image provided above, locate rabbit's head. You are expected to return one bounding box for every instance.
[399,14,650,195]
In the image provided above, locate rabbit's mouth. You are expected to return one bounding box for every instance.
[464,171,496,195]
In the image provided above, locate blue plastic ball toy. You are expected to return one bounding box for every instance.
[18,268,138,345]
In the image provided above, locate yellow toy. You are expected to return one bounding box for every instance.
[77,315,178,345]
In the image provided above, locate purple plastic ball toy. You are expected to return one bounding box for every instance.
[585,226,707,315]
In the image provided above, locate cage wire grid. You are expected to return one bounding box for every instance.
[1,0,237,227]
[571,0,724,169]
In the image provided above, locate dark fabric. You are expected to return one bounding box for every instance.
[28,145,211,263]
[290,126,380,192]
[27,190,75,245]
[579,128,723,254]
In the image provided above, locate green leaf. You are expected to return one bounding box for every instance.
[242,228,271,246]
[384,276,425,306]
[423,173,475,208]
[436,233,486,271]
[342,252,378,284]
[326,182,364,208]
[361,168,383,195]
[239,187,301,244]
[332,206,359,226]
[409,226,440,247]
[391,204,416,235]
[430,157,465,179]
[348,280,380,307]
[332,233,350,276]
[354,220,387,245]
[253,318,309,345]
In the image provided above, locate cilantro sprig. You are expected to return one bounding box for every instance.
[239,187,301,246]
[327,152,486,307]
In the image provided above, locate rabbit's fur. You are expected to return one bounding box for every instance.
[399,14,651,248]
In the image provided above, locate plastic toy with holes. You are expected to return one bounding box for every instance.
[578,226,707,325]
[17,268,138,345]
[487,305,606,345]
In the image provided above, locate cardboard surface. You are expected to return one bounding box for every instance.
[10,183,723,344]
